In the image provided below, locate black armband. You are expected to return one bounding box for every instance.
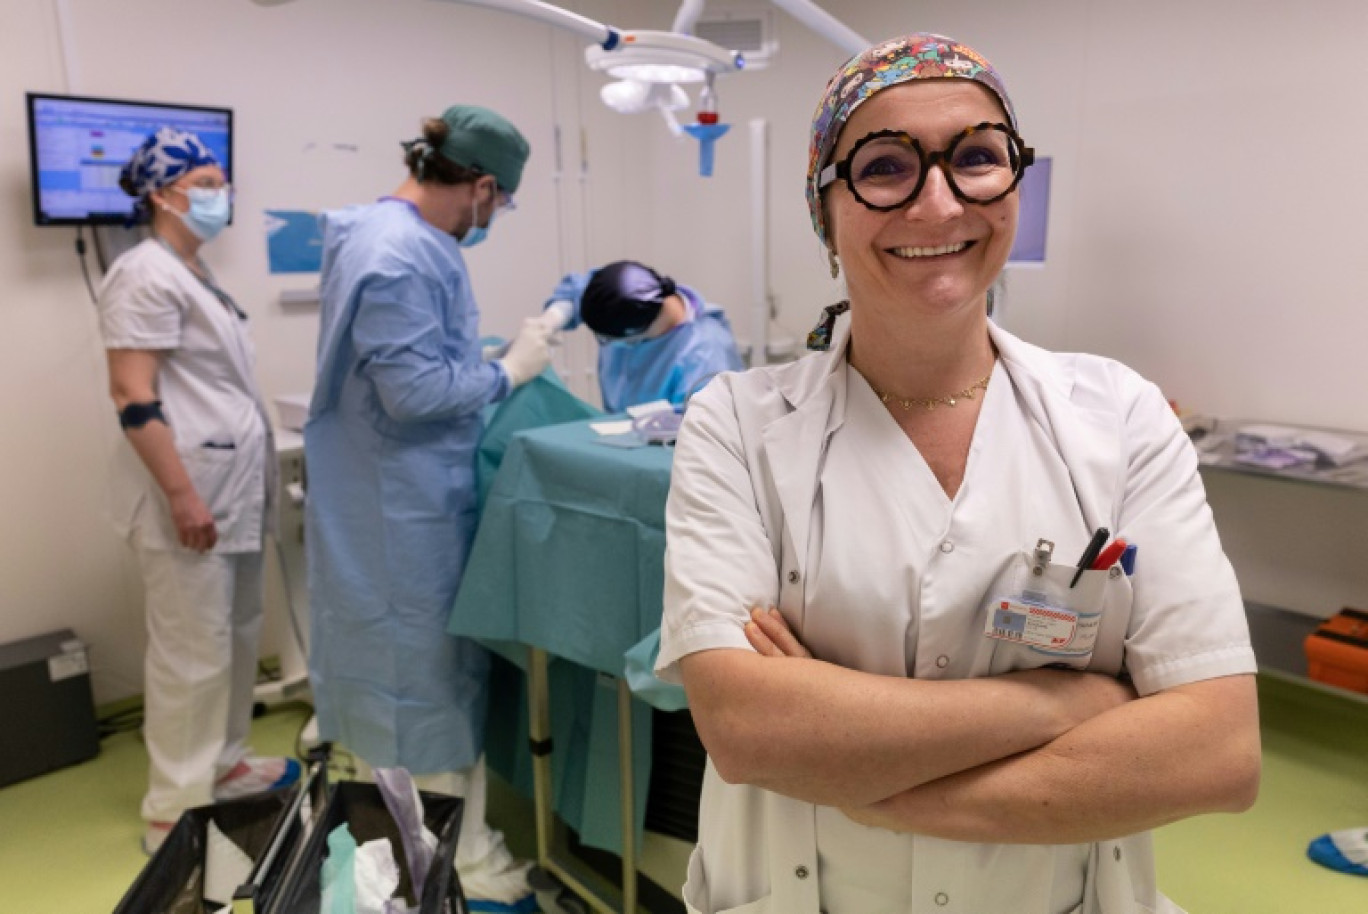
[119,400,167,430]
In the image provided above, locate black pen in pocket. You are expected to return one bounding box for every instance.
[1070,527,1109,588]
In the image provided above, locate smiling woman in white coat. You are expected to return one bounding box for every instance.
[655,33,1261,914]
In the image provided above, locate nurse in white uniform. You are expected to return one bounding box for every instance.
[656,34,1261,914]
[98,128,298,853]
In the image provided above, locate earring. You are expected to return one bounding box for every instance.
[828,249,840,279]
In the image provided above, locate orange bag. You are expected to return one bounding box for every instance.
[1304,608,1368,693]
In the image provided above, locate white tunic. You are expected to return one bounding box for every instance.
[657,321,1255,914]
[98,238,275,552]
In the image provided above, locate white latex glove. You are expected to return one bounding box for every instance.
[496,317,553,388]
[538,300,574,333]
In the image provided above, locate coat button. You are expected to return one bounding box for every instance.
[935,892,950,906]
[1110,565,1122,579]
[939,541,954,553]
[788,569,800,583]
[795,865,809,879]
[936,655,949,669]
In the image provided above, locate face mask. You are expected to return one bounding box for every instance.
[169,187,232,242]
[595,330,650,347]
[457,187,503,248]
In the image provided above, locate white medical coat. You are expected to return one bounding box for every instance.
[98,239,275,553]
[657,320,1256,914]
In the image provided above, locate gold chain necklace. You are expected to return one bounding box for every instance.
[871,367,993,411]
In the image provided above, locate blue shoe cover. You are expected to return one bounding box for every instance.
[467,893,540,913]
[273,757,303,789]
[1308,831,1368,876]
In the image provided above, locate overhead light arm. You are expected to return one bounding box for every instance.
[440,0,742,82]
[447,0,620,48]
[262,0,868,59]
[438,2,872,82]
[671,0,706,34]
[770,0,868,57]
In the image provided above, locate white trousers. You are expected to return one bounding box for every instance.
[136,543,264,823]
[412,758,501,872]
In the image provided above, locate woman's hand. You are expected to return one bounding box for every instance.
[169,487,218,553]
[108,348,219,553]
[744,606,813,659]
[841,798,905,831]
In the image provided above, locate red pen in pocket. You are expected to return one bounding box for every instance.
[1090,537,1129,571]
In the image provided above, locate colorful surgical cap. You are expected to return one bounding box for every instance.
[806,33,1017,247]
[119,127,219,199]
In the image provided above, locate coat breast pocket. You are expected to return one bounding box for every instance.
[985,550,1134,677]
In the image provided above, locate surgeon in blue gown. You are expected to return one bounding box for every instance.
[305,105,551,911]
[544,260,744,412]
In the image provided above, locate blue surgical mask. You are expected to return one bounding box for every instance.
[595,330,650,347]
[458,221,488,249]
[172,187,232,242]
[457,190,507,248]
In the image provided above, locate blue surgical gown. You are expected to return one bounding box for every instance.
[305,199,509,773]
[545,273,744,413]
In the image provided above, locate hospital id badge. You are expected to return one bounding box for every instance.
[984,595,1100,656]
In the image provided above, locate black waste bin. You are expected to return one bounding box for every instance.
[113,783,307,914]
[267,779,467,914]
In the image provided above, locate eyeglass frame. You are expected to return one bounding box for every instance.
[464,167,516,213]
[167,179,234,199]
[818,121,1035,212]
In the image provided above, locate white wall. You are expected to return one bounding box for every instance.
[3,0,1365,703]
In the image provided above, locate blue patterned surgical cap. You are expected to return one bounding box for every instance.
[119,127,220,198]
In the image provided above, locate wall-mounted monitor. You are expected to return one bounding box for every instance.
[1008,155,1051,266]
[26,92,233,226]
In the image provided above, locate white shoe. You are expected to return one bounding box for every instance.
[214,756,302,801]
[141,820,174,856]
[459,840,536,910]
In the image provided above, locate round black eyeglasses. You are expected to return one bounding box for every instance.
[818,122,1034,211]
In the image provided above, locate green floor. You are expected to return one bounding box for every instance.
[2,679,1366,913]
[1154,676,1368,913]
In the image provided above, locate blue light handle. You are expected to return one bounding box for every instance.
[682,123,731,177]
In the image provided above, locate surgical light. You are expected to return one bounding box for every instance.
[610,64,703,83]
[584,30,744,84]
[599,81,689,117]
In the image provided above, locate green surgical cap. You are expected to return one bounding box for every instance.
[438,105,530,194]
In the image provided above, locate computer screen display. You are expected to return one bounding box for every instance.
[1008,155,1051,265]
[26,92,233,226]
